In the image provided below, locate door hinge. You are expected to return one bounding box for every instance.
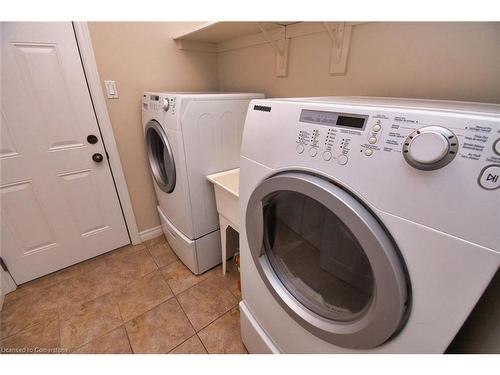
[0,257,8,272]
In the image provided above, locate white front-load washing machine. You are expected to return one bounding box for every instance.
[239,97,500,353]
[142,91,264,274]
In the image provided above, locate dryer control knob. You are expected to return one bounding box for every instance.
[403,126,458,170]
[162,98,170,112]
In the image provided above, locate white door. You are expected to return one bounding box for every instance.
[0,22,130,284]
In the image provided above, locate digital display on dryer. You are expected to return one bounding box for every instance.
[336,116,366,128]
[300,109,367,129]
[150,95,160,101]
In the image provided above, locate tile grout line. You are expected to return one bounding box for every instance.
[158,262,227,299]
[70,324,126,354]
[118,287,176,326]
[66,293,123,353]
[167,333,199,354]
[177,282,239,334]
[194,306,244,354]
[117,293,178,354]
[123,324,135,354]
[196,303,239,335]
[173,293,198,339]
[196,333,210,354]
[57,285,64,353]
[0,318,56,344]
[199,306,248,354]
[0,319,37,341]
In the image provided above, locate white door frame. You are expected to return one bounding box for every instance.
[72,22,141,245]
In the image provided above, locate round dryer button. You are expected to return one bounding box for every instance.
[368,137,377,144]
[296,144,305,154]
[493,138,500,156]
[478,164,500,190]
[309,148,318,157]
[409,132,449,165]
[364,149,373,156]
[337,154,348,165]
[372,124,381,132]
[322,151,332,161]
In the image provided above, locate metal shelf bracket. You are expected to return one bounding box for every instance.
[257,23,289,78]
[323,22,353,76]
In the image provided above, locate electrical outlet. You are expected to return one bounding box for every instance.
[104,80,119,99]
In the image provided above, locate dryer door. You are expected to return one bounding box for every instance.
[246,172,410,349]
[145,120,176,193]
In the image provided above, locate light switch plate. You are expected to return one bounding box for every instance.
[104,80,119,99]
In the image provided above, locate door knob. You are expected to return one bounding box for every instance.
[92,153,104,163]
[87,134,98,144]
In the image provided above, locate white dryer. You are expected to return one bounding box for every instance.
[142,92,264,274]
[239,97,500,353]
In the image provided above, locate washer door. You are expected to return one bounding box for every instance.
[246,172,409,349]
[145,120,176,193]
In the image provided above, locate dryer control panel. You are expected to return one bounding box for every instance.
[293,107,500,190]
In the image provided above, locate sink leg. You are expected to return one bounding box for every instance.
[219,215,229,275]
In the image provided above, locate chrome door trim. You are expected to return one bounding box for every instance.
[246,172,409,349]
[145,120,176,193]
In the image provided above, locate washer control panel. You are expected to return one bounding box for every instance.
[142,93,177,115]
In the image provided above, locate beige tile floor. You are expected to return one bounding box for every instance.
[0,236,247,354]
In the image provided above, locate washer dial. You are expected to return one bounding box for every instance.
[403,126,458,170]
[162,98,170,112]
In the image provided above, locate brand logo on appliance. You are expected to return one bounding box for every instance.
[254,105,272,112]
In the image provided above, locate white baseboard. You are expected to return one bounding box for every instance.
[139,225,163,243]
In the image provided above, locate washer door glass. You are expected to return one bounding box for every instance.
[264,190,373,322]
[245,172,410,349]
[145,120,176,193]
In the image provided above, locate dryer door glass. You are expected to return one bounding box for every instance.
[245,172,410,349]
[145,120,176,193]
[263,190,373,322]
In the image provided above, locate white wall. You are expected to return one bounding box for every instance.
[218,22,500,103]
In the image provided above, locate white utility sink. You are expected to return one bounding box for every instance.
[207,168,240,275]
